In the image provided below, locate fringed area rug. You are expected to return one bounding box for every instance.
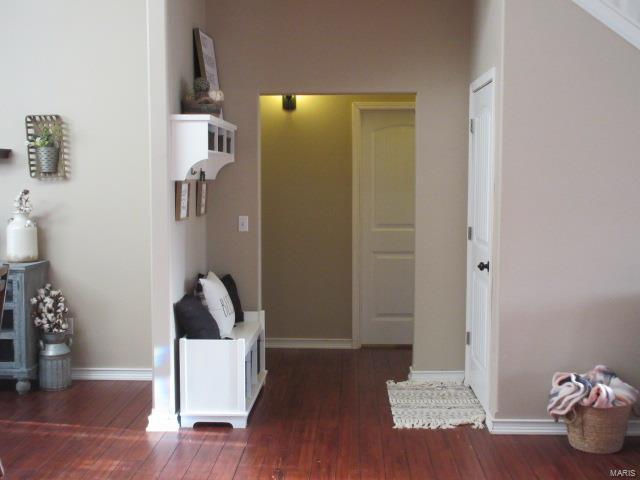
[386,380,485,429]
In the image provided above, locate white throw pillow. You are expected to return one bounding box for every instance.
[199,272,235,338]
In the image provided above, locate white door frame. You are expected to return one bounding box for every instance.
[464,68,497,409]
[351,101,416,348]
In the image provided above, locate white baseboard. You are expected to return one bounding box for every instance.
[266,338,354,349]
[408,367,465,383]
[487,413,640,436]
[146,409,180,432]
[71,367,152,381]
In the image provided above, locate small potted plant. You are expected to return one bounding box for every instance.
[31,284,72,390]
[26,124,62,173]
[181,77,224,115]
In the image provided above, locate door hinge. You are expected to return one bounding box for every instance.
[467,226,473,240]
[466,331,471,346]
[469,118,474,134]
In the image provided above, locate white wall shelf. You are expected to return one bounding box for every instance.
[179,311,266,428]
[171,114,237,180]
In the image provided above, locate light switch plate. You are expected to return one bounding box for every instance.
[239,215,249,232]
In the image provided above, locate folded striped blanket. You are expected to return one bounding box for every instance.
[548,372,591,420]
[548,365,639,421]
[583,364,617,386]
[581,384,615,408]
[583,365,640,408]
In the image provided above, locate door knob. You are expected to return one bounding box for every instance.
[477,261,490,272]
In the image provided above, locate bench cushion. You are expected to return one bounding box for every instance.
[175,294,220,339]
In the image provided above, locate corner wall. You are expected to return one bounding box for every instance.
[206,0,472,371]
[167,0,207,304]
[0,0,151,369]
[496,0,640,419]
[147,0,207,430]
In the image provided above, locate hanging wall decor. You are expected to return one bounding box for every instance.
[196,181,207,217]
[25,115,69,179]
[175,181,191,221]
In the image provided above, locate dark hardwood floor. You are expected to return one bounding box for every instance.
[0,348,638,479]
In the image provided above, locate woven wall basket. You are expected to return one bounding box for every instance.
[566,404,632,454]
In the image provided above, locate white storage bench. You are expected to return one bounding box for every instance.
[179,310,266,428]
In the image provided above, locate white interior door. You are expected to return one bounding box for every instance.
[465,72,495,411]
[358,107,415,345]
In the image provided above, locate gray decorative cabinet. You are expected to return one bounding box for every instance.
[0,261,48,393]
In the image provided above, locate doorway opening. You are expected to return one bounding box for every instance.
[259,94,416,348]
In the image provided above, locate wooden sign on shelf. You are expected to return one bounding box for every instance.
[193,28,220,90]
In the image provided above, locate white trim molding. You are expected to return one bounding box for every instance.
[408,367,465,383]
[266,338,354,349]
[71,368,152,381]
[573,0,640,50]
[146,409,180,432]
[487,413,640,436]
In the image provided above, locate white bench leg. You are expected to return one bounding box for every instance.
[229,417,247,428]
[179,416,196,428]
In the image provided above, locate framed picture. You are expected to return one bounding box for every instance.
[193,28,219,90]
[196,181,208,216]
[175,181,191,221]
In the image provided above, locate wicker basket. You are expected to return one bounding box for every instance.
[565,404,632,454]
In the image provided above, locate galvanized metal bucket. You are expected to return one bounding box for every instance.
[36,146,59,174]
[39,332,72,391]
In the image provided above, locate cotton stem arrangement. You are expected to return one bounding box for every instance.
[31,284,70,333]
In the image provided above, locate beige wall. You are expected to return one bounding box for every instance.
[0,0,207,373]
[496,0,640,418]
[0,0,151,368]
[167,0,208,302]
[206,0,472,370]
[260,94,415,340]
[471,0,505,80]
